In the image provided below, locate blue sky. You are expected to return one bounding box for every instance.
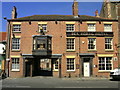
[1,2,103,32]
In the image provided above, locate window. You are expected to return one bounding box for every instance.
[66,38,75,50]
[11,58,20,71]
[37,43,45,50]
[105,38,113,50]
[99,57,112,71]
[13,25,21,32]
[54,60,59,70]
[38,24,47,32]
[12,38,20,50]
[88,24,95,31]
[104,24,112,32]
[67,58,75,71]
[66,24,74,32]
[88,38,96,50]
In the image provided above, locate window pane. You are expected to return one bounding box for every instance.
[11,58,20,70]
[13,25,21,32]
[12,38,20,50]
[105,38,113,50]
[67,38,75,50]
[67,58,75,71]
[66,24,74,31]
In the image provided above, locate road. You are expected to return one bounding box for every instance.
[1,76,119,89]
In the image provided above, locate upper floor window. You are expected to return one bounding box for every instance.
[104,24,112,32]
[12,38,20,50]
[88,38,96,50]
[67,58,75,71]
[99,57,112,71]
[66,38,75,51]
[38,24,47,32]
[66,24,74,32]
[11,58,20,71]
[13,25,21,32]
[88,24,96,32]
[105,38,113,50]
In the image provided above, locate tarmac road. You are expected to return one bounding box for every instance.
[1,76,119,89]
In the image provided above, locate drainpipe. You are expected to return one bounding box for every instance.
[6,20,11,77]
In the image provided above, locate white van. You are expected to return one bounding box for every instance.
[110,67,120,80]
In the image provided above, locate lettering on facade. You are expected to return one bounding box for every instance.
[66,32,113,37]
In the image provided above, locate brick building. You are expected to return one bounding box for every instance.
[0,32,6,76]
[100,0,120,67]
[6,1,119,78]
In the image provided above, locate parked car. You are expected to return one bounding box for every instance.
[110,67,120,80]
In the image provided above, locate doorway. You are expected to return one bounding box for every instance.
[83,62,90,77]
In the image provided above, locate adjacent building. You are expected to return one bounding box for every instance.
[100,0,120,67]
[6,1,119,78]
[0,32,6,76]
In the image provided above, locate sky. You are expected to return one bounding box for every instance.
[1,1,103,32]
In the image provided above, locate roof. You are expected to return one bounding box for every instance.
[7,15,117,21]
[0,32,7,42]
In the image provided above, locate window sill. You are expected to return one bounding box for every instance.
[98,70,111,73]
[11,69,20,72]
[66,70,75,72]
[105,50,114,52]
[12,50,20,52]
[12,31,21,33]
[53,70,59,72]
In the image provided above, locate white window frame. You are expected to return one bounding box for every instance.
[66,24,75,32]
[38,24,47,32]
[105,38,113,50]
[66,38,75,51]
[12,38,20,50]
[98,57,113,71]
[88,38,96,50]
[13,24,21,32]
[11,58,20,71]
[104,24,112,32]
[66,58,75,71]
[54,60,59,71]
[87,24,96,32]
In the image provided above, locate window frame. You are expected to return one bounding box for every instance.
[88,38,96,50]
[11,58,20,71]
[66,58,75,71]
[98,57,113,71]
[12,38,20,50]
[66,24,75,32]
[38,24,47,32]
[104,24,112,32]
[12,24,21,32]
[105,38,113,50]
[66,38,75,51]
[87,24,96,32]
[54,60,59,71]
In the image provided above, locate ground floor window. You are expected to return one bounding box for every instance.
[11,58,20,71]
[67,58,75,71]
[98,57,112,71]
[54,60,59,71]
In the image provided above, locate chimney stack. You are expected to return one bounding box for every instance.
[12,6,17,19]
[72,0,78,16]
[95,10,99,17]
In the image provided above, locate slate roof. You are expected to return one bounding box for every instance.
[7,15,117,21]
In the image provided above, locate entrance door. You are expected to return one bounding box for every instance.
[83,62,90,77]
[25,62,31,77]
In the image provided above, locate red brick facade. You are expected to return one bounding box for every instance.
[6,1,119,78]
